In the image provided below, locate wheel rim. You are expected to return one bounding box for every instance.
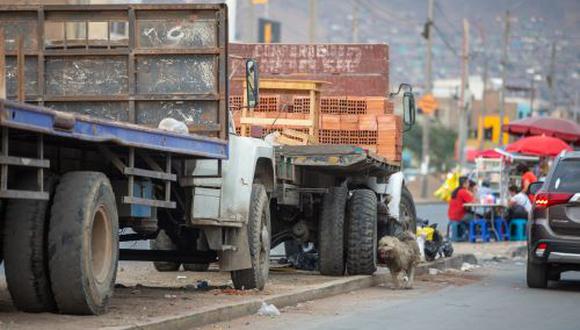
[259,210,270,277]
[400,202,413,231]
[91,205,113,284]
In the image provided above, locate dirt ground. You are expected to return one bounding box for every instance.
[0,262,344,330]
[0,259,486,330]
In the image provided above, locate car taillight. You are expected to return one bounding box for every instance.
[535,242,548,257]
[534,192,573,209]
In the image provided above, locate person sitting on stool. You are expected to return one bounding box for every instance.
[507,185,532,222]
[448,176,475,241]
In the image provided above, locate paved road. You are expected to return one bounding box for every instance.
[416,202,449,229]
[213,261,580,330]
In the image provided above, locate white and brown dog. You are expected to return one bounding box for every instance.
[378,231,421,289]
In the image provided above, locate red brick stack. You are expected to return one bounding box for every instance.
[230,95,402,163]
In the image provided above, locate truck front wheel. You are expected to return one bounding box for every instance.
[346,189,378,275]
[400,185,417,233]
[319,186,347,276]
[231,184,271,290]
[48,172,119,315]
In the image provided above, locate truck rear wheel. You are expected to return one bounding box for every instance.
[48,172,119,315]
[346,189,377,275]
[150,230,181,272]
[400,186,417,233]
[231,184,270,290]
[3,176,56,312]
[319,186,347,276]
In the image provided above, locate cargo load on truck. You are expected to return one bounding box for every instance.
[228,43,403,164]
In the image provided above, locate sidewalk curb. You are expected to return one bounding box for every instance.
[122,254,477,330]
[413,200,445,205]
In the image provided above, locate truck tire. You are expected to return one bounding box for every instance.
[150,230,181,272]
[231,184,270,290]
[319,186,347,276]
[48,172,119,315]
[183,263,210,272]
[527,258,548,289]
[3,176,56,312]
[346,189,377,275]
[400,186,417,233]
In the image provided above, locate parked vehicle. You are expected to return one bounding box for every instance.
[269,87,417,276]
[0,3,274,315]
[527,151,580,288]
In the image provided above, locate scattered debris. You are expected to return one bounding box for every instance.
[164,294,177,299]
[216,288,256,296]
[257,302,280,317]
[460,262,479,272]
[196,280,209,289]
[428,268,440,275]
[176,275,187,280]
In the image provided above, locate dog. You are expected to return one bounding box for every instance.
[378,231,421,289]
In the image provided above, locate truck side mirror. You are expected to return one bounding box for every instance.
[402,91,416,131]
[528,181,544,195]
[245,59,259,109]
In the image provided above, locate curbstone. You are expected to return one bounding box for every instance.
[122,253,476,330]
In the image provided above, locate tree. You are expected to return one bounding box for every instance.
[403,121,457,171]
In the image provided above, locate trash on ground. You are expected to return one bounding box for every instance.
[176,275,187,280]
[164,294,177,299]
[257,302,281,317]
[196,280,209,289]
[460,262,478,272]
[428,268,440,275]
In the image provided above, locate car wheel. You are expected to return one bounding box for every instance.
[526,258,548,289]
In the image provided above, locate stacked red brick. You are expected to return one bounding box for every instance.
[230,95,402,163]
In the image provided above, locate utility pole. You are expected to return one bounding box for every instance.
[499,10,510,146]
[420,0,434,199]
[530,72,536,115]
[476,23,488,150]
[574,90,579,122]
[548,41,557,114]
[458,18,470,168]
[309,0,317,42]
[352,0,360,43]
[248,0,256,42]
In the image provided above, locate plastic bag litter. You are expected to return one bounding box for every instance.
[428,268,440,275]
[460,262,478,272]
[158,118,189,135]
[257,302,280,317]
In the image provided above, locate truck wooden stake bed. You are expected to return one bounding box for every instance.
[0,3,275,315]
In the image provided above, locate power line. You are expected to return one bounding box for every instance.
[433,1,461,35]
[432,23,460,57]
[358,0,420,28]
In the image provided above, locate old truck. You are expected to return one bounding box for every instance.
[229,43,418,276]
[0,3,275,315]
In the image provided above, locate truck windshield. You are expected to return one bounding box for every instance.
[549,159,580,192]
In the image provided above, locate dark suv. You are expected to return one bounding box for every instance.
[527,151,580,288]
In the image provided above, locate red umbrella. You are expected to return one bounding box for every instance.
[503,117,580,143]
[466,148,503,162]
[506,135,573,157]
